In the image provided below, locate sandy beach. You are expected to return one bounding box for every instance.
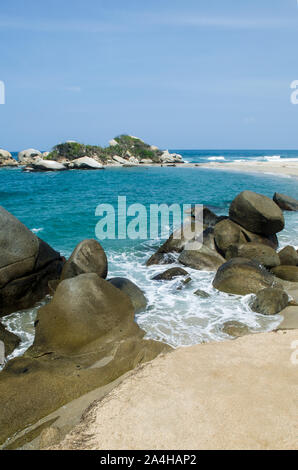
[194,160,298,178]
[52,329,298,451]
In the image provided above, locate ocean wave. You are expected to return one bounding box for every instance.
[207,156,225,161]
[31,227,44,233]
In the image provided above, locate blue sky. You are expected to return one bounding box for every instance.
[0,0,298,150]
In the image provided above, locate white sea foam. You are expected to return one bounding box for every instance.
[31,227,44,233]
[1,212,297,367]
[207,156,225,161]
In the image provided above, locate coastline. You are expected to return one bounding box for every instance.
[3,160,298,180]
[194,161,298,178]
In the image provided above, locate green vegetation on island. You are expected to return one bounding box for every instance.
[46,135,164,164]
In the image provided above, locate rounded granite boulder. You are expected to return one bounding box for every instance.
[273,192,298,212]
[213,257,275,295]
[60,239,108,281]
[250,287,289,315]
[225,242,280,269]
[33,273,135,354]
[271,266,298,282]
[278,246,298,266]
[18,148,41,164]
[214,219,246,255]
[229,191,284,236]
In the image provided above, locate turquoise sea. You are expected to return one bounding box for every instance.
[1,150,298,360]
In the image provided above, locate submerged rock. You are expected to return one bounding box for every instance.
[229,191,284,236]
[146,252,176,266]
[278,246,298,266]
[193,289,210,298]
[225,242,280,269]
[0,206,63,315]
[152,267,188,281]
[213,257,275,295]
[60,239,108,282]
[221,321,251,337]
[273,192,298,211]
[250,287,289,315]
[108,277,147,313]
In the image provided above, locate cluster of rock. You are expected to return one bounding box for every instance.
[0,207,168,446]
[0,136,184,172]
[147,190,298,330]
[0,149,18,167]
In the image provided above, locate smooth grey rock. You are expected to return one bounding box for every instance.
[229,191,284,235]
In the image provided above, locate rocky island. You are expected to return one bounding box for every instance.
[0,135,184,171]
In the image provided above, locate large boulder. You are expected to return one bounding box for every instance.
[237,225,278,250]
[0,274,169,446]
[278,246,298,266]
[250,287,289,315]
[146,218,201,266]
[152,267,188,281]
[188,206,226,228]
[68,157,104,170]
[273,193,298,211]
[225,242,280,269]
[0,150,18,167]
[60,239,108,282]
[213,258,275,295]
[0,323,20,357]
[0,206,63,315]
[18,149,41,164]
[108,277,147,313]
[229,191,284,236]
[214,219,246,255]
[28,159,67,171]
[271,266,298,282]
[33,274,135,354]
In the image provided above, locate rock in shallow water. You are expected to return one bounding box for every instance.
[179,244,225,271]
[250,287,289,315]
[278,246,298,266]
[229,190,284,236]
[108,277,147,313]
[221,321,251,337]
[0,273,169,445]
[273,192,298,211]
[152,267,188,281]
[225,242,280,269]
[68,157,104,169]
[213,257,276,295]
